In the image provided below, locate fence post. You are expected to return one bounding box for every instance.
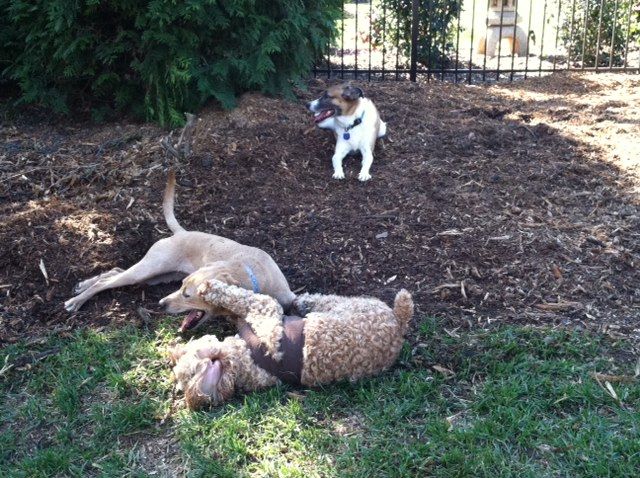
[410,0,419,81]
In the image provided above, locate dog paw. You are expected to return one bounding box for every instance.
[64,299,78,312]
[332,171,345,180]
[358,171,372,181]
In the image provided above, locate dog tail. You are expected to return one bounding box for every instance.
[393,289,413,334]
[163,169,185,234]
[377,120,387,139]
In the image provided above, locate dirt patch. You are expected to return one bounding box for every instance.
[115,427,185,478]
[1,72,639,345]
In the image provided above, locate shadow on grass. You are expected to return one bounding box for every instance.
[1,318,638,477]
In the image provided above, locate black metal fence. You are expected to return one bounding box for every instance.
[313,0,640,82]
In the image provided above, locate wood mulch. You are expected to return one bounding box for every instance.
[1,72,638,345]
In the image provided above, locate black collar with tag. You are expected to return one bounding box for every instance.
[342,111,365,140]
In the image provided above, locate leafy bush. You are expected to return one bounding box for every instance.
[371,0,461,70]
[0,0,341,125]
[0,0,18,88]
[560,0,640,67]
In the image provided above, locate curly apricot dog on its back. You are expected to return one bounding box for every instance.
[170,280,413,409]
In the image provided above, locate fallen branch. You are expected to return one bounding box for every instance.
[486,235,511,242]
[161,113,198,162]
[1,163,100,184]
[592,373,624,406]
[431,283,461,293]
[591,372,636,384]
[177,113,197,158]
[437,229,463,237]
[3,347,62,375]
[160,136,181,160]
[0,355,13,378]
[534,301,584,312]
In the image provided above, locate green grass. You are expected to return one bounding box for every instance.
[1,318,638,477]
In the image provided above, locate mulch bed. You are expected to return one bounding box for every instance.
[1,72,639,345]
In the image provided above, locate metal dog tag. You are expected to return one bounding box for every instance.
[343,132,350,140]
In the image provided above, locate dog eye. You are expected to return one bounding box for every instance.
[182,290,190,298]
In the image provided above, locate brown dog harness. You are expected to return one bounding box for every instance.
[238,316,305,385]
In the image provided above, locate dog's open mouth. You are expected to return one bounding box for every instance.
[180,310,205,332]
[314,109,335,123]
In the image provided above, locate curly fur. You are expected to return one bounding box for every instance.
[295,290,412,385]
[197,280,284,360]
[170,280,413,409]
[170,334,278,409]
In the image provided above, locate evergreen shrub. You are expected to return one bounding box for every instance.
[560,0,640,68]
[0,0,341,125]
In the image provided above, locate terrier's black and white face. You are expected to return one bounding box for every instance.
[307,85,364,127]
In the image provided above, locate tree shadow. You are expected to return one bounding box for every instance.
[1,71,638,344]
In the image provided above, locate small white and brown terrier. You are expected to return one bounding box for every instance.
[307,85,387,181]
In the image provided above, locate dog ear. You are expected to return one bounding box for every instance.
[195,268,240,297]
[216,272,241,287]
[342,85,364,101]
[185,384,209,410]
[169,344,186,364]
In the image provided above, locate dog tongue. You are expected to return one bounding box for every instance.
[179,310,203,332]
[314,110,334,123]
[204,360,222,388]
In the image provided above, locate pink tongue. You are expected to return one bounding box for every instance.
[314,110,334,123]
[179,310,202,332]
[203,360,222,389]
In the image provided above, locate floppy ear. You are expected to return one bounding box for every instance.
[169,344,186,364]
[196,273,241,298]
[197,263,241,288]
[342,85,364,101]
[215,271,241,287]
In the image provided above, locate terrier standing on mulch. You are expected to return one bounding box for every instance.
[307,85,387,181]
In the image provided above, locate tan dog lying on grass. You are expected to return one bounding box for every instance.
[170,279,414,409]
[65,171,295,332]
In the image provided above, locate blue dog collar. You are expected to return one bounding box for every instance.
[244,265,261,293]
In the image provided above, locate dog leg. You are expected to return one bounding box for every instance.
[73,268,125,294]
[145,272,187,286]
[65,238,183,312]
[65,260,176,312]
[291,293,317,316]
[358,147,373,182]
[331,142,351,179]
[200,280,284,359]
[199,280,275,316]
